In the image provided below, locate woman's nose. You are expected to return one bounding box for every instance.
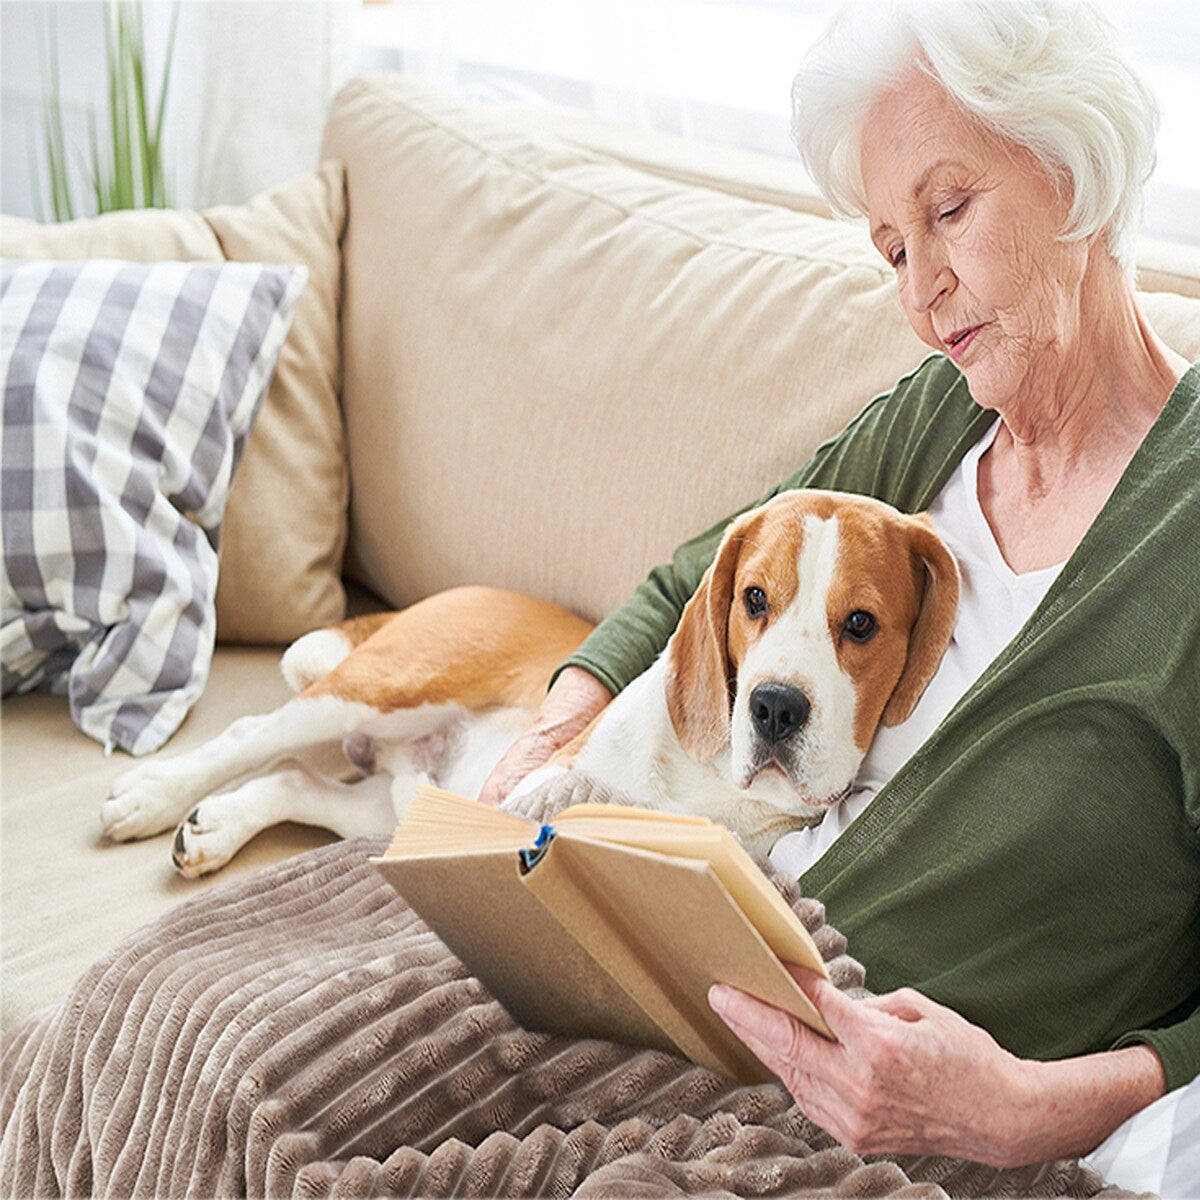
[905,241,954,313]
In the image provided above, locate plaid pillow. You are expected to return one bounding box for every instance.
[1,258,306,755]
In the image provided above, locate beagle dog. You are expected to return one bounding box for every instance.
[100,489,959,876]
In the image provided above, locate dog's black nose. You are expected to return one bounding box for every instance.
[749,683,811,745]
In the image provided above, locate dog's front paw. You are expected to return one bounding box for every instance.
[102,761,202,841]
[171,800,247,879]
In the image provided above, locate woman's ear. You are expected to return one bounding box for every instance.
[881,516,960,726]
[665,525,745,762]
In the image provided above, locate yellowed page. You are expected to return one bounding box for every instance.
[380,785,535,857]
[552,810,827,977]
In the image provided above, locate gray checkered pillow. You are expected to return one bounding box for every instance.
[1,258,306,755]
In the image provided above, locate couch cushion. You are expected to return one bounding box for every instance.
[509,104,1200,305]
[322,74,1200,623]
[323,75,931,621]
[1141,290,1200,364]
[0,647,338,1031]
[0,162,349,645]
[1,258,304,755]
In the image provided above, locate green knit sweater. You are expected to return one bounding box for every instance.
[561,354,1200,1093]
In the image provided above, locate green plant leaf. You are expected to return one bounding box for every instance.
[39,9,76,222]
[26,125,46,224]
[129,4,153,208]
[107,2,133,211]
[151,1,180,207]
[85,108,105,212]
[31,0,176,220]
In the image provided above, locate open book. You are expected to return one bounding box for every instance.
[373,787,833,1084]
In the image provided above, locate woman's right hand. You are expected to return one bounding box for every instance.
[476,666,613,807]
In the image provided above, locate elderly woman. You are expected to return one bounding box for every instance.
[480,0,1197,1169]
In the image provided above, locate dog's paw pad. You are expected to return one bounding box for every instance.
[172,821,217,879]
[171,804,243,879]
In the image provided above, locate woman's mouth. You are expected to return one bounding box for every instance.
[944,323,986,361]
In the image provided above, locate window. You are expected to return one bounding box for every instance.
[360,0,1200,246]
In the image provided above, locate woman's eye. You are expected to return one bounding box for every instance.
[843,611,877,642]
[938,199,967,222]
[889,246,906,268]
[744,587,768,618]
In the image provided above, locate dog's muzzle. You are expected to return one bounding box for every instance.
[741,681,839,806]
[749,682,811,745]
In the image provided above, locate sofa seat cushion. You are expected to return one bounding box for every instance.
[0,646,337,1030]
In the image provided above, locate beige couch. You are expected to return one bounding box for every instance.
[4,73,1199,1034]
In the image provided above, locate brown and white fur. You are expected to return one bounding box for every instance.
[100,489,958,877]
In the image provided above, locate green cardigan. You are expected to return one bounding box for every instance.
[561,354,1200,1093]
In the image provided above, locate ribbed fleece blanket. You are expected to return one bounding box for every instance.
[0,774,1131,1198]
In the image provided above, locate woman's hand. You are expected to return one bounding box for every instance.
[709,967,1166,1167]
[476,666,613,806]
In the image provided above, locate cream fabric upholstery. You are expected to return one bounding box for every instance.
[324,74,932,621]
[0,648,336,1030]
[3,71,1198,1027]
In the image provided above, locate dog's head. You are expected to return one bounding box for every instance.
[665,489,959,812]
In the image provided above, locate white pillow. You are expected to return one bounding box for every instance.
[1,258,306,755]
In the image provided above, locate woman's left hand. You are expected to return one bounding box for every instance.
[708,968,1165,1167]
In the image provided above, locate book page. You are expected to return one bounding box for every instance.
[556,803,711,826]
[381,786,534,857]
[553,810,827,977]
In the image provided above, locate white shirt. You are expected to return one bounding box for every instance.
[769,420,1065,878]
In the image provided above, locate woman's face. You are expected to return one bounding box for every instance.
[860,69,1092,412]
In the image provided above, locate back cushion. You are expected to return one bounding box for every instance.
[0,163,349,645]
[323,74,1200,622]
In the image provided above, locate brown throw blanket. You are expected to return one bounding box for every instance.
[1,775,1129,1198]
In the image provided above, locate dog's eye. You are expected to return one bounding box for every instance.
[844,611,877,643]
[744,587,768,619]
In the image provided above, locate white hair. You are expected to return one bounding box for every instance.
[791,0,1159,272]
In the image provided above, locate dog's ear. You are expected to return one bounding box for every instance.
[881,515,960,726]
[665,524,746,762]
